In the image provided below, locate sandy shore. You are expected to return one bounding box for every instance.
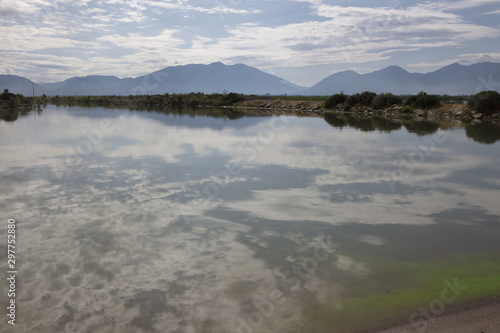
[376,302,500,333]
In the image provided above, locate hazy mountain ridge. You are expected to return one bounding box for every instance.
[133,62,304,95]
[1,62,499,97]
[0,75,52,96]
[38,62,305,96]
[305,62,500,95]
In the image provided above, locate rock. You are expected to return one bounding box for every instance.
[414,109,425,116]
[473,119,482,124]
[492,113,500,118]
[473,113,483,118]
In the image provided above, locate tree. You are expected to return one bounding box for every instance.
[1,89,16,101]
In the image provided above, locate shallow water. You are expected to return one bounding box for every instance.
[1,106,499,332]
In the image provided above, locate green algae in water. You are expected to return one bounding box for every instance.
[301,252,500,333]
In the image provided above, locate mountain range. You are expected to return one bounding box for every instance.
[305,62,500,95]
[1,62,499,97]
[38,62,304,96]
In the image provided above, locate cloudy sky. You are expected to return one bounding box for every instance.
[1,0,500,85]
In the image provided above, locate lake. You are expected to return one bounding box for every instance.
[1,105,500,333]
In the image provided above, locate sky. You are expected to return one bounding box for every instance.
[1,0,500,86]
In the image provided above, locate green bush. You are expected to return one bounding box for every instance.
[346,91,377,108]
[223,92,246,105]
[467,90,500,114]
[404,91,440,110]
[373,93,403,110]
[325,92,348,109]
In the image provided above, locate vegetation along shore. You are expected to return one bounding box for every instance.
[2,88,500,125]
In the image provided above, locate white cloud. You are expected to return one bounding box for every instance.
[1,0,499,83]
[98,28,184,51]
[0,25,99,52]
[0,0,50,17]
[409,52,500,69]
[92,3,498,73]
[429,0,500,10]
[83,7,107,14]
[457,52,500,64]
[0,52,89,81]
[144,0,260,14]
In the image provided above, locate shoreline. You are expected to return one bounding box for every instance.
[364,296,500,333]
[234,99,500,125]
[29,98,500,125]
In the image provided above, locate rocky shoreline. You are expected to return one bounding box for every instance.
[234,99,500,125]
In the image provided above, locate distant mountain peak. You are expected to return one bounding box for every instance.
[342,69,360,74]
[375,65,409,74]
[439,62,467,70]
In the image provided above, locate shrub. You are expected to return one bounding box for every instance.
[404,91,440,110]
[325,92,348,109]
[346,91,377,108]
[467,90,500,114]
[373,93,403,110]
[223,92,246,105]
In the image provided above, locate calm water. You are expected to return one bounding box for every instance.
[1,106,500,333]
